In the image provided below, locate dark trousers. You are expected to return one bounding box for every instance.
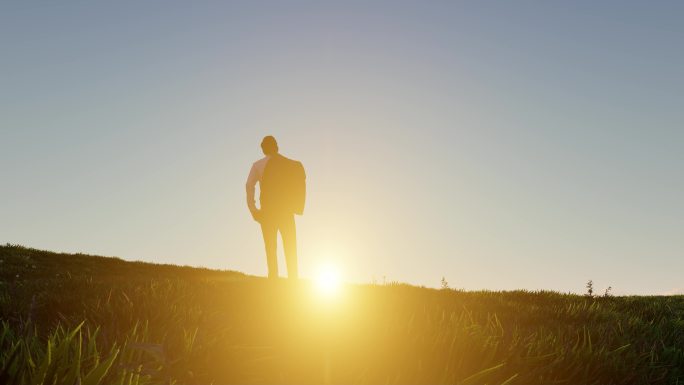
[260,212,298,279]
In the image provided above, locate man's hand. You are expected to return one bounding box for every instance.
[250,209,262,223]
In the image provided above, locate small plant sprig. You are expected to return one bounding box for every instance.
[586,280,594,297]
[440,277,450,290]
[603,286,612,298]
[586,280,613,298]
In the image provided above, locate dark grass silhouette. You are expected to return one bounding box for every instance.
[1,244,683,384]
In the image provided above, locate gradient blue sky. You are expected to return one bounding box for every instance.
[2,1,682,294]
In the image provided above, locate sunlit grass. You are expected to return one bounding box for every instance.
[3,245,684,384]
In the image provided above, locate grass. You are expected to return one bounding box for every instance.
[1,244,683,384]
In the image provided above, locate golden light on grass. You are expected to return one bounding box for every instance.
[314,263,342,298]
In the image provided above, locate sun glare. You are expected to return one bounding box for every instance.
[314,264,342,297]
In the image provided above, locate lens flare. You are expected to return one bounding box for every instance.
[314,264,342,297]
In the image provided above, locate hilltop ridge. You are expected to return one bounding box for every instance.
[0,243,247,283]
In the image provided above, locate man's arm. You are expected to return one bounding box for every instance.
[245,164,259,220]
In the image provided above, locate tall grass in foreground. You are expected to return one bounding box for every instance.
[1,244,684,384]
[1,316,201,385]
[1,321,122,385]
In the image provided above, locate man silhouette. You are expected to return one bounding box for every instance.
[246,136,305,279]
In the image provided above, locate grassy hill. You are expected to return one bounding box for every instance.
[1,244,683,384]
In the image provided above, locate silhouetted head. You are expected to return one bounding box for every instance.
[261,135,279,156]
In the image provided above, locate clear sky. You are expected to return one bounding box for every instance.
[2,1,682,294]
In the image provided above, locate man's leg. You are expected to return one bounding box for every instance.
[260,217,279,279]
[279,213,298,280]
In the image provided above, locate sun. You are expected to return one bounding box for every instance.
[314,264,342,297]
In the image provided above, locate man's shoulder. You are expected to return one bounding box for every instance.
[252,156,270,167]
[276,154,302,165]
[261,154,303,171]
